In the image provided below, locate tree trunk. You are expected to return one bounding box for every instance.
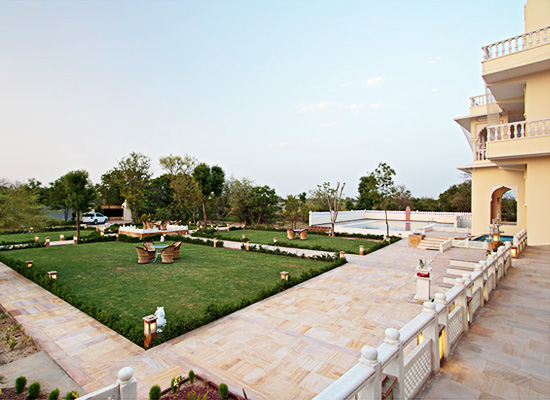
[64,207,70,221]
[385,207,389,238]
[202,200,207,228]
[256,214,262,225]
[330,221,335,237]
[76,211,81,241]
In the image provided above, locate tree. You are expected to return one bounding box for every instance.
[226,177,254,225]
[97,168,125,206]
[283,195,302,229]
[0,181,45,231]
[438,180,471,212]
[115,153,152,222]
[62,170,96,240]
[248,185,279,225]
[46,177,71,221]
[357,174,379,210]
[394,185,412,211]
[192,163,225,227]
[314,182,345,236]
[159,154,199,220]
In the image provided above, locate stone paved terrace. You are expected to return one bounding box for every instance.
[420,245,550,399]
[1,239,488,399]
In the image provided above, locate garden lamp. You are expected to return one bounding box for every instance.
[143,314,158,349]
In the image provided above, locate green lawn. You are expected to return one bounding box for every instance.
[4,241,324,323]
[0,230,94,245]
[214,229,379,254]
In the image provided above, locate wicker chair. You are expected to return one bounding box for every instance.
[161,220,170,230]
[161,245,175,264]
[172,241,182,259]
[299,229,308,240]
[143,241,156,259]
[135,246,151,264]
[286,229,296,240]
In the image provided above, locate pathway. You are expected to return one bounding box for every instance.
[0,239,486,399]
[420,245,550,399]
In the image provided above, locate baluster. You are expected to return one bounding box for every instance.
[522,34,526,50]
[508,39,512,54]
[536,30,540,46]
[514,37,519,52]
[534,121,538,137]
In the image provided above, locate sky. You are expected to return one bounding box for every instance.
[0,0,525,198]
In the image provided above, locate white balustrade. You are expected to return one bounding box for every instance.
[482,26,549,60]
[487,119,550,142]
[314,241,513,400]
[470,93,495,107]
[79,367,137,400]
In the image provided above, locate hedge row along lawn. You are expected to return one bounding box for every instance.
[2,241,325,325]
[0,230,95,245]
[212,229,380,254]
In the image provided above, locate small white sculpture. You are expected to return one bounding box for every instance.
[154,307,166,332]
[160,235,165,243]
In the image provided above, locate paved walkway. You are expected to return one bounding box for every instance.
[0,239,486,399]
[421,245,550,399]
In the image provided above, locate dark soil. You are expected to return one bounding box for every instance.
[161,381,241,400]
[0,387,49,400]
[0,307,40,365]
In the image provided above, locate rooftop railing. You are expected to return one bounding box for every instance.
[470,93,495,107]
[482,25,549,60]
[487,118,550,142]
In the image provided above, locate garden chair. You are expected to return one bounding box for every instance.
[143,241,156,259]
[135,246,151,264]
[286,229,296,240]
[161,220,170,230]
[161,245,175,264]
[299,229,308,240]
[172,241,182,259]
[154,220,162,229]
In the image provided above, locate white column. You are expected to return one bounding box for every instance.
[422,302,440,373]
[381,328,404,399]
[357,346,382,400]
[117,367,137,400]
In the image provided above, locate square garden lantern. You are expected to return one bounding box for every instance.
[143,314,158,349]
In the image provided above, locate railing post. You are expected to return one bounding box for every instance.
[422,302,440,373]
[117,367,137,400]
[357,346,382,400]
[454,278,469,333]
[382,328,404,399]
[435,293,450,359]
[474,263,485,308]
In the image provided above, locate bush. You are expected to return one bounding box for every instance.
[15,376,26,393]
[188,369,195,384]
[48,388,60,400]
[28,382,41,399]
[218,383,229,400]
[65,390,79,400]
[149,385,161,400]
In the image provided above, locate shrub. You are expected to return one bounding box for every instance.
[65,390,80,400]
[149,385,161,400]
[218,383,229,400]
[171,376,183,393]
[15,376,26,393]
[28,382,41,399]
[188,369,195,384]
[48,388,60,400]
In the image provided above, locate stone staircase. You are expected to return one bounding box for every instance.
[417,236,451,251]
[439,258,479,290]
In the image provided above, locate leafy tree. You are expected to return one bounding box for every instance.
[159,154,199,220]
[226,177,254,224]
[115,152,152,222]
[410,196,440,212]
[159,154,196,177]
[192,163,225,227]
[357,174,379,210]
[501,191,517,222]
[143,175,174,219]
[438,180,471,212]
[248,185,279,225]
[97,168,125,205]
[283,195,302,229]
[46,178,71,221]
[394,185,412,211]
[0,181,45,231]
[62,170,96,240]
[313,182,345,236]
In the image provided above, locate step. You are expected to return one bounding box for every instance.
[450,259,479,268]
[417,245,440,251]
[443,273,462,285]
[447,265,476,276]
[438,282,453,291]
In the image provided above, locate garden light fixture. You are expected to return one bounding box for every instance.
[280,271,289,281]
[143,314,158,349]
[45,238,50,247]
[48,271,57,280]
[25,261,33,268]
[59,234,64,240]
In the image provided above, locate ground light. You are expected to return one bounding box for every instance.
[59,234,64,240]
[280,271,289,281]
[34,235,39,242]
[25,261,33,268]
[48,271,57,280]
[45,238,50,247]
[511,246,518,258]
[143,315,158,349]
[73,236,78,244]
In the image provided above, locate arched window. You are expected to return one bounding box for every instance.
[490,186,517,224]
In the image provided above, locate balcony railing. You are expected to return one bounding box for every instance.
[482,25,549,60]
[487,118,550,142]
[470,93,495,107]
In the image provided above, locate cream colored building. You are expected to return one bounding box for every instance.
[455,0,550,245]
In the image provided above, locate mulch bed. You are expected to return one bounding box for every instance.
[0,306,40,366]
[0,387,48,400]
[160,379,243,400]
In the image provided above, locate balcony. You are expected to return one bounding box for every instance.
[469,93,495,107]
[482,26,549,60]
[487,119,550,141]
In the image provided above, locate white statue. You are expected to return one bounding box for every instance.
[154,306,166,332]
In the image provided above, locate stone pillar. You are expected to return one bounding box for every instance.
[357,346,382,400]
[422,302,440,373]
[382,328,404,399]
[414,265,432,301]
[117,367,137,400]
[434,293,450,359]
[454,278,469,332]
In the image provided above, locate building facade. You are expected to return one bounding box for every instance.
[455,0,550,245]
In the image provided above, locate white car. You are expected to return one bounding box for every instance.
[82,212,109,225]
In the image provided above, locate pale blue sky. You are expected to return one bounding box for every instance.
[0,0,524,198]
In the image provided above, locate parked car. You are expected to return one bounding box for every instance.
[82,212,109,225]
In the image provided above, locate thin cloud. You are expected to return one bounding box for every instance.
[269,140,311,150]
[339,81,356,88]
[431,88,439,92]
[320,122,340,128]
[350,103,389,111]
[427,56,440,64]
[299,101,331,113]
[365,76,385,87]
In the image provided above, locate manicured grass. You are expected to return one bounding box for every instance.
[0,230,94,245]
[214,229,379,254]
[5,241,324,323]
